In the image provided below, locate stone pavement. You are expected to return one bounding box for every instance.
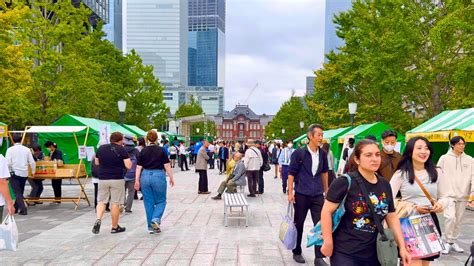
[2,164,473,265]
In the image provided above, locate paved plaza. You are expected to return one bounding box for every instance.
[2,165,473,265]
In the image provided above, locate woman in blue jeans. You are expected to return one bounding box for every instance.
[135,130,175,234]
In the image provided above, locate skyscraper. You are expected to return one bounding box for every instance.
[73,0,109,25]
[103,0,123,50]
[184,0,225,115]
[324,0,352,61]
[306,76,315,95]
[123,0,188,113]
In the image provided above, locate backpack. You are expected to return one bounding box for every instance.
[124,148,138,181]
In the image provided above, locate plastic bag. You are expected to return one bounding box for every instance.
[279,203,297,250]
[0,214,18,251]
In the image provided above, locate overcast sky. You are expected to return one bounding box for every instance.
[225,0,326,115]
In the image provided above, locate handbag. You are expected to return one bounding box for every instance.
[394,199,416,218]
[355,175,398,266]
[279,203,297,250]
[307,174,352,247]
[0,214,18,251]
[262,161,271,172]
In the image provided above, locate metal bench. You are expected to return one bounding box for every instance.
[223,192,249,227]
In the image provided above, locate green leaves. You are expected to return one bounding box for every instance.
[0,1,168,130]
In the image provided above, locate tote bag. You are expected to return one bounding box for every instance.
[0,214,18,251]
[279,203,297,250]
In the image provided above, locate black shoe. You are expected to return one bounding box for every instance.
[247,194,256,197]
[283,189,286,194]
[125,210,132,213]
[111,225,126,234]
[212,195,222,200]
[18,211,28,215]
[105,208,111,212]
[274,176,277,179]
[314,258,328,266]
[92,219,101,234]
[293,254,306,264]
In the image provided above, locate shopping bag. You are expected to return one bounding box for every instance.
[279,203,297,250]
[307,174,351,247]
[400,213,444,259]
[0,214,18,251]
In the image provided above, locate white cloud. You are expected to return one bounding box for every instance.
[225,0,326,114]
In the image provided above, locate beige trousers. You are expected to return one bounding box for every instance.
[443,199,467,243]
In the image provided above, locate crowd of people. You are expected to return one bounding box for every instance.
[0,125,473,266]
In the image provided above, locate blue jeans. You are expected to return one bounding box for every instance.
[140,169,167,230]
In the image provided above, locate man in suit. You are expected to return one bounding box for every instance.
[212,152,246,200]
[218,141,229,175]
[195,140,211,194]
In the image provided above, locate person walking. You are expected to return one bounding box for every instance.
[377,130,402,181]
[207,142,215,169]
[287,124,329,265]
[212,152,246,200]
[44,141,64,205]
[437,136,474,254]
[196,140,211,194]
[92,132,132,234]
[321,143,335,186]
[244,139,262,197]
[390,136,450,265]
[321,139,411,266]
[218,142,229,175]
[123,136,139,213]
[179,141,190,171]
[279,140,295,194]
[168,144,177,168]
[6,134,35,215]
[188,142,195,165]
[271,143,282,179]
[0,154,15,221]
[134,130,175,233]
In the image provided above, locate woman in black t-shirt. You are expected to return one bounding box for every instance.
[134,130,175,234]
[320,139,410,266]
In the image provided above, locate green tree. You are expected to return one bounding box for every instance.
[265,97,309,140]
[175,96,203,119]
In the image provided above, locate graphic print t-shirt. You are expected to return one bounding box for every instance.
[326,171,395,260]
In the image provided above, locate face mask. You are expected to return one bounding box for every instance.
[383,144,395,152]
[287,144,293,148]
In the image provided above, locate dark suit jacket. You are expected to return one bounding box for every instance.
[218,147,229,160]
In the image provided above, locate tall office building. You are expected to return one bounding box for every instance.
[73,0,108,25]
[324,0,352,62]
[103,0,123,50]
[185,0,225,115]
[306,76,315,95]
[123,0,188,113]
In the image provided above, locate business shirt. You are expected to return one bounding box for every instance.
[6,143,35,177]
[179,145,187,155]
[307,146,320,176]
[278,147,294,166]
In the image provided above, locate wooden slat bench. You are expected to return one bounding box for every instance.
[223,192,249,227]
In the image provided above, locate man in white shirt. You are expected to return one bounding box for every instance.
[207,142,216,169]
[0,154,15,221]
[6,134,35,215]
[244,139,263,197]
[179,141,190,171]
[278,140,295,194]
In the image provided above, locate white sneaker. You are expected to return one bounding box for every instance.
[451,243,464,253]
[441,243,451,254]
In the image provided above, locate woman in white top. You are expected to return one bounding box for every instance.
[390,136,449,265]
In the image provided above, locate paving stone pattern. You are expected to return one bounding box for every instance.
[2,165,473,265]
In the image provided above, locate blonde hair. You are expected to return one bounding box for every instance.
[147,130,158,144]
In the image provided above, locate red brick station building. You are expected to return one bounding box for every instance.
[216,105,274,142]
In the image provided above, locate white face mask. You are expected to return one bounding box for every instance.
[383,144,395,152]
[287,144,293,149]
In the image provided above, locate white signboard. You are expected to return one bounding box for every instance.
[78,146,87,159]
[86,147,95,161]
[99,124,111,145]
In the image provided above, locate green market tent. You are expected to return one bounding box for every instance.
[293,134,308,148]
[406,108,474,161]
[37,114,137,173]
[0,122,8,156]
[123,124,147,137]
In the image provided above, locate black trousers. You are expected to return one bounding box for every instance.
[180,154,189,170]
[28,178,44,198]
[219,158,227,173]
[94,182,98,209]
[52,179,62,202]
[330,251,380,266]
[197,170,208,192]
[258,169,264,193]
[246,170,259,196]
[10,175,28,213]
[208,153,215,168]
[293,193,324,258]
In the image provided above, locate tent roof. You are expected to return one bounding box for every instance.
[123,124,147,137]
[408,108,474,133]
[324,127,352,140]
[293,134,307,143]
[52,115,136,137]
[337,122,402,143]
[26,126,88,133]
[0,122,6,126]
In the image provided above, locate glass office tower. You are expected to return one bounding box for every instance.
[324,0,352,62]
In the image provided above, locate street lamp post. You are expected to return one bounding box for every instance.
[348,102,357,128]
[281,128,285,139]
[117,100,127,126]
[299,121,305,134]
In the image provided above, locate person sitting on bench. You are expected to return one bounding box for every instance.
[212,153,246,200]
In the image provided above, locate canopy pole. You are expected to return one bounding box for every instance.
[20,126,29,144]
[73,133,79,147]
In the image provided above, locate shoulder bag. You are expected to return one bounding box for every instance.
[307,174,352,247]
[355,175,398,266]
[395,175,436,218]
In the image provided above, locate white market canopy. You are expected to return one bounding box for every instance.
[406,108,474,142]
[25,126,88,133]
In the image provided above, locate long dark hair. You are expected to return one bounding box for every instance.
[396,136,438,184]
[346,139,378,173]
